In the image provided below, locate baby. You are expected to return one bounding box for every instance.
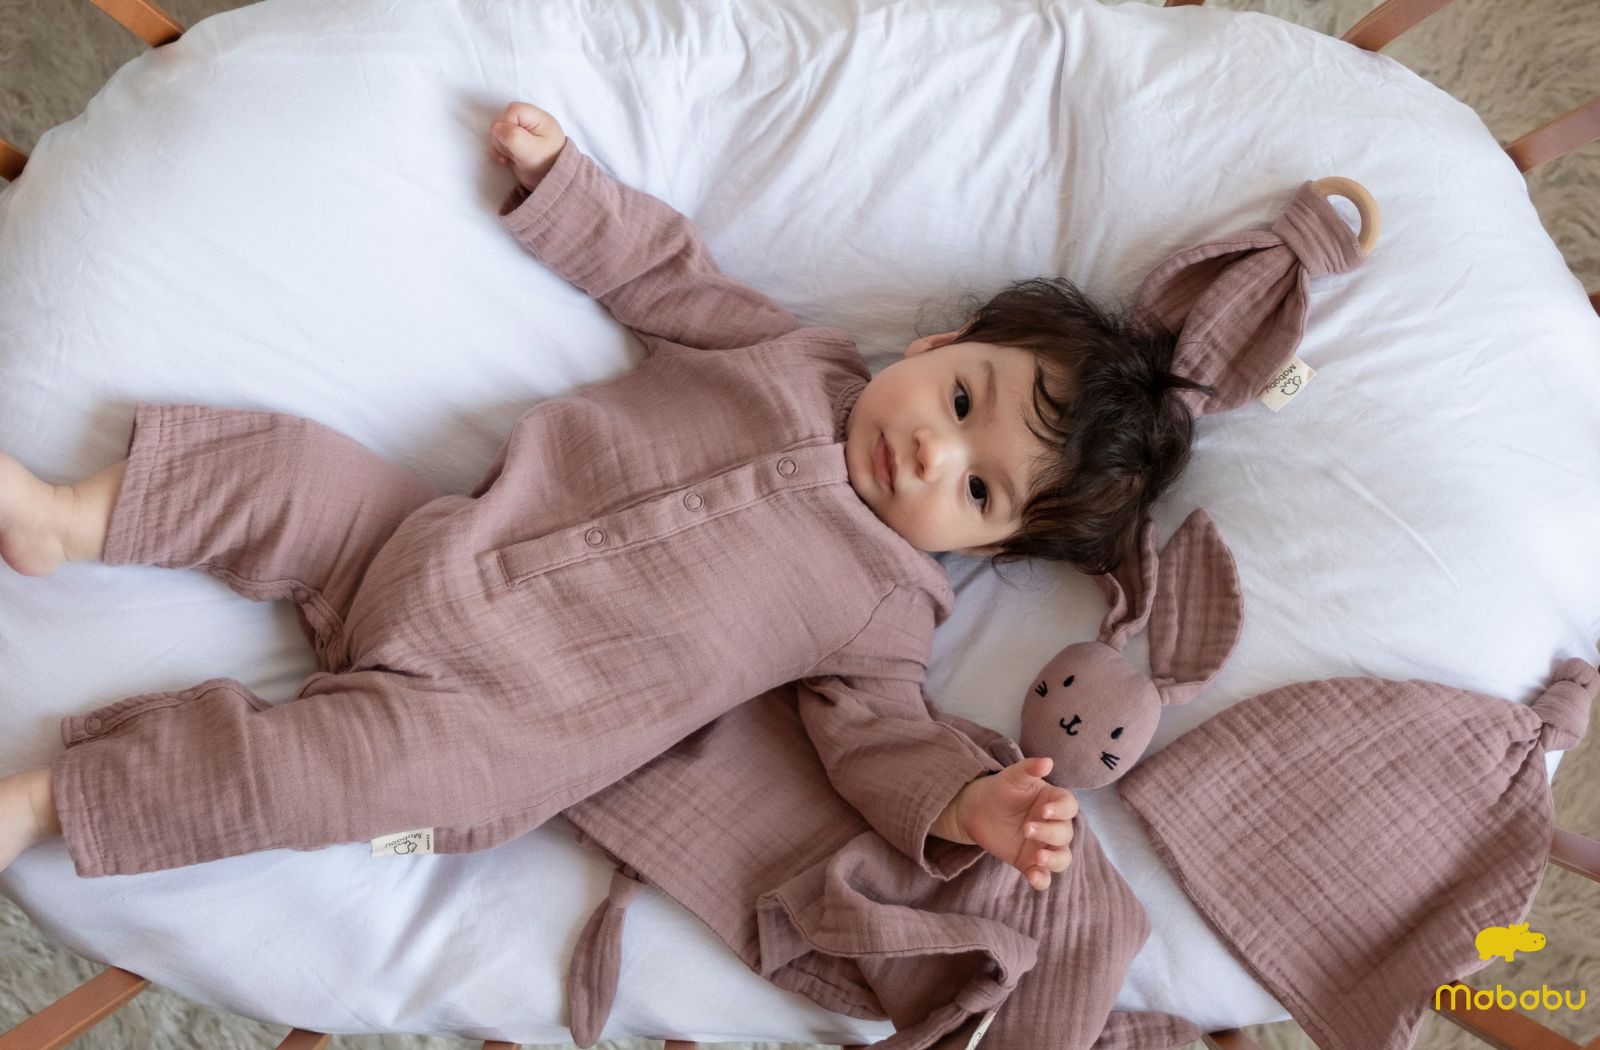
[0,103,1203,891]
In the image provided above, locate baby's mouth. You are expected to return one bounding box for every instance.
[875,433,896,493]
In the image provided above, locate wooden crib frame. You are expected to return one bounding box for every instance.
[1,0,1598,1047]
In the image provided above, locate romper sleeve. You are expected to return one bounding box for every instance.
[497,140,800,352]
[796,586,1005,879]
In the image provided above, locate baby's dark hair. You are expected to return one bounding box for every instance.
[952,277,1211,576]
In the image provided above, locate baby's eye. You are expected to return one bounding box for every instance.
[968,476,989,507]
[953,384,971,420]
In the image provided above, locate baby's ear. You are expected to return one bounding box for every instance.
[904,329,963,357]
[1148,509,1243,705]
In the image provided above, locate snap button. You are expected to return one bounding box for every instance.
[84,715,104,734]
[776,457,798,477]
[584,527,606,547]
[683,492,703,511]
[291,587,311,602]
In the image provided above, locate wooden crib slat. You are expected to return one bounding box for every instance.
[1203,1031,1265,1050]
[1341,0,1458,52]
[1506,97,1600,174]
[0,966,148,1050]
[274,1031,331,1050]
[86,0,183,47]
[0,136,25,182]
[1549,827,1600,882]
[481,1042,520,1049]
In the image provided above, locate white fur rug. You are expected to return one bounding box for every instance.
[1,0,1596,1047]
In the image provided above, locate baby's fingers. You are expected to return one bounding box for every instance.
[1023,817,1074,847]
[1021,845,1073,891]
[500,101,560,137]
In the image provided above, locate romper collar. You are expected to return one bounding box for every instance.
[832,374,867,444]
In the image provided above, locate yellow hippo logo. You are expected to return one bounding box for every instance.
[1475,922,1547,963]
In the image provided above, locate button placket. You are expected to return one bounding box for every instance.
[495,443,844,586]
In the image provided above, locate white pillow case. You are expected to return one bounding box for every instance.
[1,0,1597,1042]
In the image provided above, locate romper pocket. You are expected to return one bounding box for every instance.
[492,443,844,587]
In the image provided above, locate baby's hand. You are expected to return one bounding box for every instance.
[946,757,1076,891]
[488,102,567,192]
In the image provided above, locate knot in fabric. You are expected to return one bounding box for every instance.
[567,864,648,1048]
[1269,182,1365,278]
[1531,658,1597,753]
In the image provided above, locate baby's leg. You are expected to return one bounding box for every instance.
[49,670,540,877]
[8,404,442,670]
[0,454,124,576]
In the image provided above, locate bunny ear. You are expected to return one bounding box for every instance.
[1134,182,1365,416]
[1094,518,1159,650]
[1148,509,1243,705]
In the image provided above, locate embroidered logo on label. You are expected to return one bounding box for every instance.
[371,828,435,858]
[1259,355,1316,412]
[965,1007,998,1049]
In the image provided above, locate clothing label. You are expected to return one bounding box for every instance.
[371,828,435,858]
[965,1007,999,1049]
[1259,355,1316,412]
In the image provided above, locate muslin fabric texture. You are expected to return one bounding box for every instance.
[1115,176,1600,1050]
[1137,180,1367,415]
[550,175,1384,1048]
[1117,659,1597,1050]
[48,139,1001,877]
[563,698,1186,1050]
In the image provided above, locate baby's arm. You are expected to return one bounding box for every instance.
[487,102,798,353]
[798,676,1075,891]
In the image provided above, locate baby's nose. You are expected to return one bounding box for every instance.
[915,430,956,480]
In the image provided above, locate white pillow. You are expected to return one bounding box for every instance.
[1,0,1596,1041]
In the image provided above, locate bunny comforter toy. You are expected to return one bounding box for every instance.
[1020,508,1245,789]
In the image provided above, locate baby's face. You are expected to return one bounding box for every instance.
[845,333,1049,555]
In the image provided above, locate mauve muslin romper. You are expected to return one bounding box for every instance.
[51,142,1000,877]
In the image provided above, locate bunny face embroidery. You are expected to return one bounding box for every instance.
[1022,642,1163,790]
[1020,509,1244,789]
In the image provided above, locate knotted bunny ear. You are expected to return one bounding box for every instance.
[1532,657,1597,752]
[1148,509,1243,705]
[1135,180,1371,416]
[1094,517,1159,650]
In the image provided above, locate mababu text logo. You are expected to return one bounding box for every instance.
[1434,924,1587,1012]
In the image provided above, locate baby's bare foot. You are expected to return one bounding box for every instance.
[0,768,57,873]
[0,452,74,577]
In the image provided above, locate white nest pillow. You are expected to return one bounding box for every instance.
[1,0,1597,1042]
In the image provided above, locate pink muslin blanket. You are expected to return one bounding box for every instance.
[1119,659,1596,1050]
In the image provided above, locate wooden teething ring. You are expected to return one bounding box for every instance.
[1310,176,1381,255]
